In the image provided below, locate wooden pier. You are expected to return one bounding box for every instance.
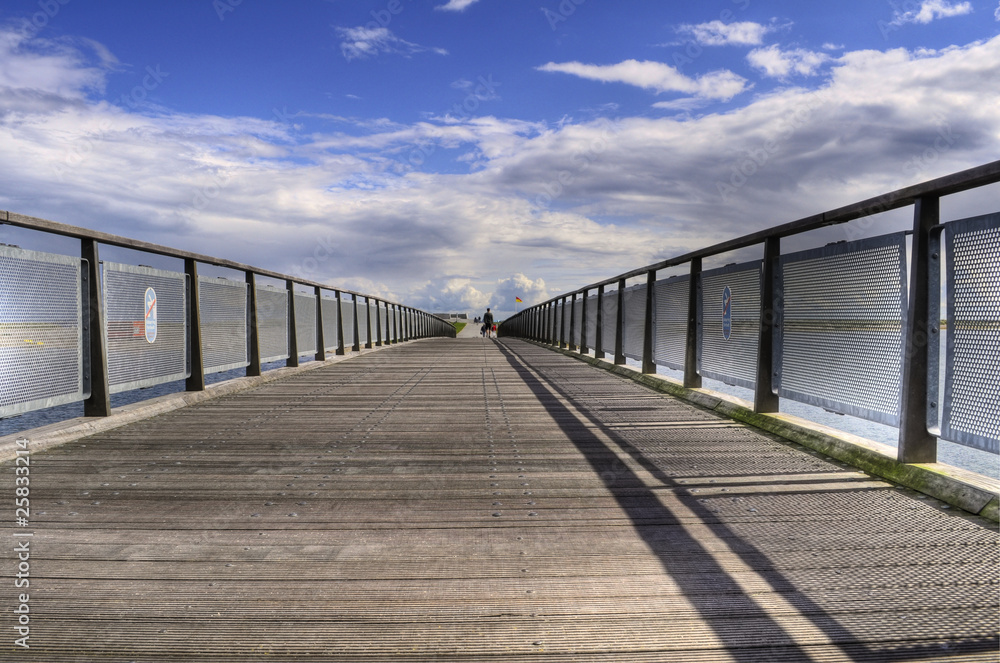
[6,337,999,661]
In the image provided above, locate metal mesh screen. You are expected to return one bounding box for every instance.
[198,276,248,374]
[572,298,583,346]
[601,291,618,356]
[776,232,907,426]
[0,246,84,417]
[585,295,598,350]
[555,302,564,343]
[321,296,340,352]
[379,306,389,342]
[293,292,317,356]
[104,262,187,394]
[940,213,1000,453]
[255,285,288,364]
[622,284,646,361]
[340,299,355,348]
[357,302,369,345]
[654,275,689,371]
[699,261,761,389]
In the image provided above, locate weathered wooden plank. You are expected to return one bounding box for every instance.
[3,337,997,662]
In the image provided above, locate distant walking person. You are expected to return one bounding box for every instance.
[482,308,494,338]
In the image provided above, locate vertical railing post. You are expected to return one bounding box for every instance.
[595,285,605,360]
[614,278,626,365]
[285,280,299,368]
[335,290,346,355]
[82,239,111,417]
[754,239,780,413]
[314,285,325,362]
[247,272,262,376]
[898,196,939,463]
[642,270,656,374]
[186,259,206,390]
[684,259,702,388]
[579,288,589,354]
[375,299,384,347]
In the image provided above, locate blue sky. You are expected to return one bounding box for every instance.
[0,0,998,316]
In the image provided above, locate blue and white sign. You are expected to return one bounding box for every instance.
[722,285,732,340]
[144,287,158,343]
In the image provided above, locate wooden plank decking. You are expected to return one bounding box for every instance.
[4,337,999,662]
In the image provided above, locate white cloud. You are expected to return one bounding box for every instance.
[747,45,832,78]
[891,0,973,25]
[537,59,749,101]
[490,274,548,312]
[1,28,998,315]
[436,0,481,11]
[678,20,774,46]
[995,1,1000,19]
[336,26,447,61]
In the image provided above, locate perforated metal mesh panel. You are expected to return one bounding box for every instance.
[941,213,1000,453]
[601,291,618,356]
[776,233,907,426]
[357,302,369,345]
[379,306,389,342]
[321,296,340,352]
[572,298,583,346]
[293,292,317,356]
[555,302,564,343]
[255,285,288,363]
[104,262,187,394]
[622,284,646,361]
[198,276,248,374]
[699,261,761,389]
[654,275,689,371]
[0,246,83,417]
[585,294,598,349]
[340,299,355,348]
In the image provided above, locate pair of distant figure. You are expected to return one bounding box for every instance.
[481,308,495,338]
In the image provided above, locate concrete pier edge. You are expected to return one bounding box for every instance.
[533,341,1000,523]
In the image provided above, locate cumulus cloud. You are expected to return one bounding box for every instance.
[677,20,775,46]
[336,26,447,61]
[747,45,832,78]
[996,1,1000,19]
[537,59,749,101]
[490,274,548,316]
[891,0,973,25]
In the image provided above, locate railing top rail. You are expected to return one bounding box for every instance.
[536,160,1000,305]
[0,210,408,308]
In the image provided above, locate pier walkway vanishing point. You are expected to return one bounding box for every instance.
[5,334,998,662]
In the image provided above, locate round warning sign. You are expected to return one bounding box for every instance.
[144,287,158,343]
[722,285,732,341]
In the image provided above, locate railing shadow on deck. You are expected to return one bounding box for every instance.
[499,162,1000,516]
[495,338,1000,662]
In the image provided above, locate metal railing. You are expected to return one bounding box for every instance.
[0,211,455,421]
[499,161,1000,465]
